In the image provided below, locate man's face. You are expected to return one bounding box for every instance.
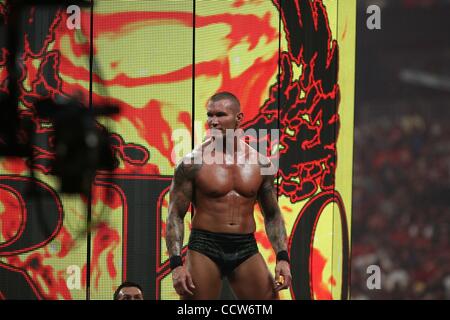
[206,99,243,135]
[116,286,144,300]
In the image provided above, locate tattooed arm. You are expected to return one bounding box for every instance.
[257,169,292,291]
[166,160,193,257]
[257,172,288,253]
[166,156,199,296]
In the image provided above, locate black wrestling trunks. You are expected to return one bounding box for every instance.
[187,228,259,277]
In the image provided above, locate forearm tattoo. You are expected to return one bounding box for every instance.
[258,175,288,254]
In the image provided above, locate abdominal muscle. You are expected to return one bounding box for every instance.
[191,190,257,234]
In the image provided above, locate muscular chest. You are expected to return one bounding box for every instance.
[195,163,262,198]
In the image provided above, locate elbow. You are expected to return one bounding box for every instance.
[167,208,183,226]
[263,209,280,223]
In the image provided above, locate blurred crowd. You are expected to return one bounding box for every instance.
[361,0,450,8]
[350,107,450,299]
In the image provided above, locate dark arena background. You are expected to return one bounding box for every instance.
[352,0,450,300]
[3,0,447,301]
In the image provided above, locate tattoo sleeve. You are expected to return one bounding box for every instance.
[257,174,288,254]
[166,159,196,257]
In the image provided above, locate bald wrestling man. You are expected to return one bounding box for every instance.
[166,92,291,300]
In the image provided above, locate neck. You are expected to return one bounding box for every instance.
[212,134,241,155]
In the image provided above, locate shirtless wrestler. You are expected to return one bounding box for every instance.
[166,92,291,300]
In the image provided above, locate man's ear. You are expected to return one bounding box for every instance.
[236,112,244,127]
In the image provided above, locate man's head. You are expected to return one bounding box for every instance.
[206,92,243,134]
[113,281,144,300]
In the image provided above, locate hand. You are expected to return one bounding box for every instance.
[172,265,195,296]
[274,260,292,292]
